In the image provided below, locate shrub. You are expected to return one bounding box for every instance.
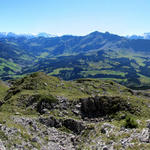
[124,115,138,128]
[0,130,8,140]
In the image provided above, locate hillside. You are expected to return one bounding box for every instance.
[0,72,150,149]
[1,31,150,88]
[0,80,9,100]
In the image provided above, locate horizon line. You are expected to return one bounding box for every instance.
[0,30,149,37]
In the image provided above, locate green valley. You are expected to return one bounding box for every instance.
[1,31,150,88]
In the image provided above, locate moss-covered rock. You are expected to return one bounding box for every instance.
[36,94,58,113]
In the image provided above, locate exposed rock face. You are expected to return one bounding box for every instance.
[37,99,56,114]
[39,116,85,135]
[63,119,85,134]
[80,96,134,117]
[39,116,62,128]
[17,94,58,114]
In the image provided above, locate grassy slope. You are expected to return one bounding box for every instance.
[1,72,150,117]
[0,80,9,100]
[0,58,22,80]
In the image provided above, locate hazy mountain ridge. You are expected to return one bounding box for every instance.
[0,32,57,39]
[127,33,150,40]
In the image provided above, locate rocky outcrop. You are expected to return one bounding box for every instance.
[80,96,135,117]
[39,116,85,135]
[37,98,57,114]
[39,116,62,128]
[16,94,58,114]
[63,119,85,134]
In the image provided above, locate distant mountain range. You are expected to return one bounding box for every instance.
[1,31,150,88]
[0,32,57,39]
[1,31,150,40]
[127,33,150,40]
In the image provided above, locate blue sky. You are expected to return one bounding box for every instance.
[0,0,150,36]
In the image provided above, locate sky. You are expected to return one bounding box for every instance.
[0,0,150,36]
